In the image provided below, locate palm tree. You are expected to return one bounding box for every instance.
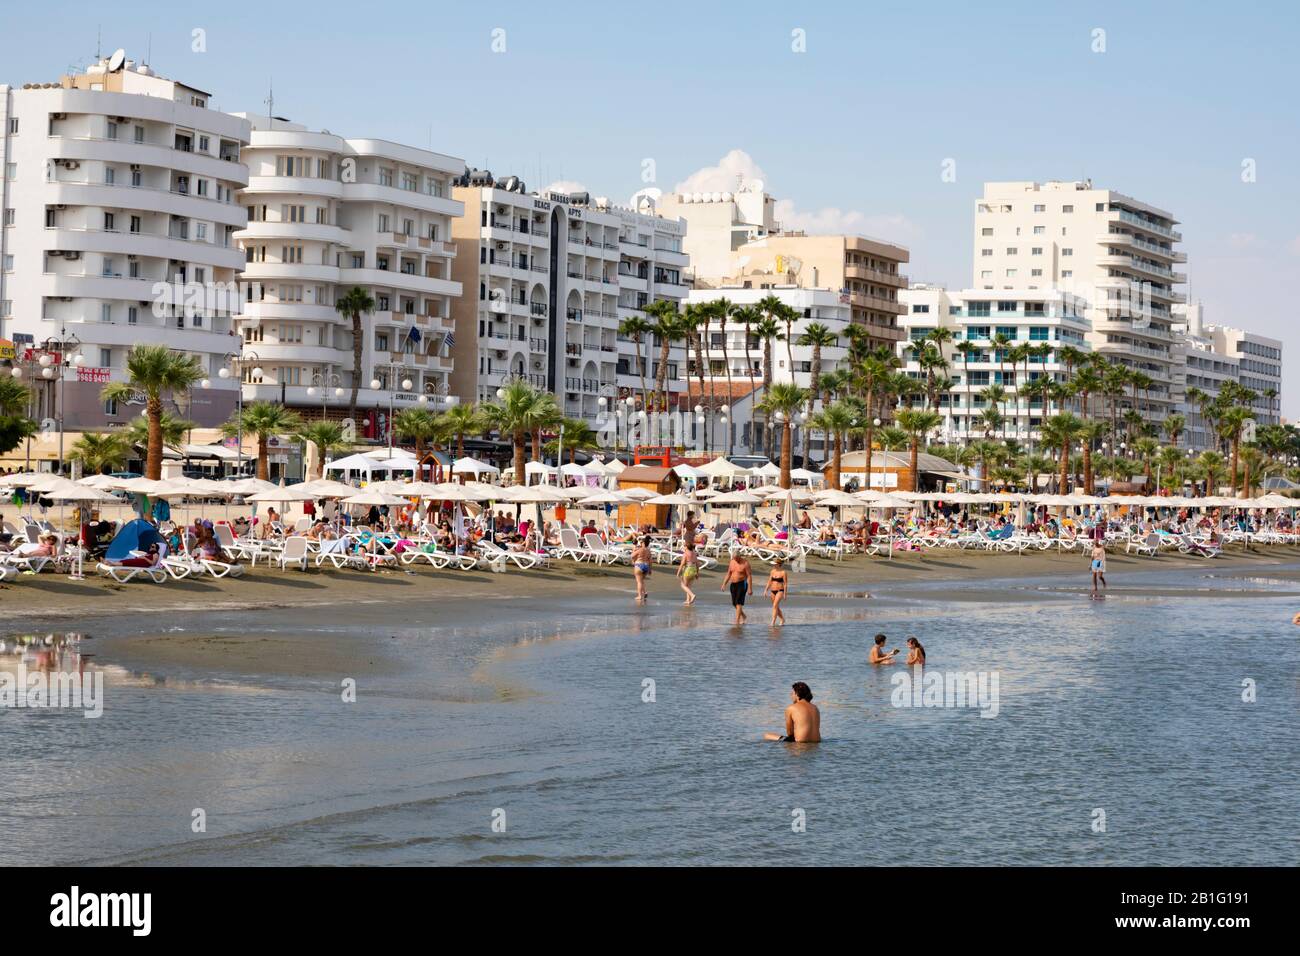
[1195,451,1227,497]
[101,344,205,480]
[68,431,133,475]
[878,426,909,452]
[222,401,304,481]
[683,302,713,443]
[979,384,1008,438]
[812,401,855,490]
[753,314,783,457]
[1041,412,1084,493]
[1162,413,1185,448]
[759,382,808,488]
[485,379,555,481]
[125,411,195,454]
[0,377,38,458]
[334,286,376,424]
[392,406,439,459]
[954,339,976,444]
[643,299,684,412]
[296,421,348,478]
[1157,446,1183,494]
[1070,366,1103,423]
[617,313,652,411]
[894,409,942,492]
[1217,405,1254,496]
[1020,452,1054,494]
[1078,421,1105,494]
[436,403,486,460]
[546,418,599,464]
[733,305,762,430]
[1132,437,1160,490]
[798,322,837,464]
[709,298,735,451]
[1239,444,1268,498]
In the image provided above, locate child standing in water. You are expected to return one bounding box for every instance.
[1090,542,1107,597]
[676,543,699,606]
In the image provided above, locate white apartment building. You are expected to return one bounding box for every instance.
[1,54,249,429]
[450,176,689,426]
[1173,303,1282,451]
[232,115,463,439]
[973,181,1187,422]
[898,285,1091,445]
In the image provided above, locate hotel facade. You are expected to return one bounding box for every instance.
[231,114,464,440]
[1,55,249,429]
[448,175,689,426]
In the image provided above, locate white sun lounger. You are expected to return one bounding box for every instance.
[273,536,311,571]
[97,562,167,584]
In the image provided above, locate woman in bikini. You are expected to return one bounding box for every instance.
[905,635,926,666]
[631,536,653,605]
[676,542,699,606]
[764,557,789,626]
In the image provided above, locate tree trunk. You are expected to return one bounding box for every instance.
[805,347,821,466]
[780,423,792,488]
[830,431,843,490]
[909,437,919,492]
[457,432,465,459]
[862,421,875,490]
[1083,444,1093,495]
[719,321,732,455]
[532,428,542,463]
[1231,436,1240,496]
[636,336,648,413]
[349,312,362,423]
[146,396,164,480]
[761,341,772,459]
[513,430,526,485]
[257,436,269,481]
[655,337,671,413]
[1058,447,1069,493]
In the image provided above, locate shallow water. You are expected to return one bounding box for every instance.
[1,568,1296,866]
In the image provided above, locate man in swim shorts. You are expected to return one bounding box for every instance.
[721,553,753,625]
[763,682,821,742]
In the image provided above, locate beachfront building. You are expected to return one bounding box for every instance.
[231,115,464,439]
[1173,303,1283,451]
[972,180,1186,424]
[0,53,249,429]
[898,284,1091,445]
[661,185,910,352]
[448,175,689,426]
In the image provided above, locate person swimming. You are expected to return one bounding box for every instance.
[869,633,899,664]
[763,681,821,743]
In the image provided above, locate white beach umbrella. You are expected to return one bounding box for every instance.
[245,486,315,503]
[296,478,357,498]
[76,473,126,490]
[341,491,414,507]
[618,487,659,501]
[559,484,598,500]
[788,467,821,484]
[692,487,721,499]
[708,490,763,505]
[817,491,868,509]
[42,484,119,503]
[697,457,750,479]
[761,486,816,502]
[645,493,696,505]
[452,456,500,476]
[559,461,595,477]
[672,463,706,479]
[0,471,46,488]
[501,485,569,503]
[523,460,556,475]
[578,490,630,505]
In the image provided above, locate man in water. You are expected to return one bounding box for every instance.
[869,632,899,664]
[721,552,753,625]
[764,682,821,743]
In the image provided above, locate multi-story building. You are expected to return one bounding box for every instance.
[1173,303,1283,451]
[232,115,463,438]
[972,180,1187,423]
[449,174,689,425]
[898,284,1091,445]
[1,53,249,428]
[661,186,910,351]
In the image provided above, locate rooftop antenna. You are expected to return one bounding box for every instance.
[264,80,274,130]
[96,26,101,60]
[145,32,151,66]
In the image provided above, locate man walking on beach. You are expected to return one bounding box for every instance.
[763,682,821,742]
[721,552,753,625]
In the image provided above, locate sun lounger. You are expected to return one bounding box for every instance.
[1125,533,1161,557]
[97,562,167,584]
[477,539,546,570]
[400,547,479,570]
[273,536,311,570]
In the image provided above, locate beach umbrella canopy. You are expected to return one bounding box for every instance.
[105,519,165,562]
[645,493,695,505]
[0,471,46,488]
[577,490,630,505]
[43,485,120,503]
[222,477,278,495]
[603,458,626,474]
[452,456,499,475]
[558,485,599,500]
[709,490,763,505]
[761,486,816,502]
[559,462,595,477]
[245,486,315,503]
[789,467,821,483]
[698,457,751,479]
[501,485,569,503]
[692,487,721,499]
[523,460,556,475]
[296,478,357,498]
[77,474,126,490]
[871,494,919,509]
[755,461,781,477]
[817,491,868,508]
[341,491,413,507]
[618,487,659,501]
[672,463,706,479]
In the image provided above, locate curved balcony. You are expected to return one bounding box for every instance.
[243,175,344,199]
[30,87,250,140]
[45,227,245,271]
[337,267,460,297]
[50,136,248,186]
[234,221,349,245]
[45,181,248,228]
[340,182,462,218]
[240,261,341,284]
[247,130,345,153]
[236,303,341,323]
[245,342,347,365]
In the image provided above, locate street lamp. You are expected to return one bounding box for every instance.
[371,372,413,453]
[305,370,344,421]
[13,332,82,473]
[205,349,257,477]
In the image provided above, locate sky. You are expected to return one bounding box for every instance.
[5,0,1298,412]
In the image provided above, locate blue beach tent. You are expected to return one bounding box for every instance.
[105,519,165,562]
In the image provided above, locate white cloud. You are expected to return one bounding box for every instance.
[674,149,920,244]
[673,149,767,194]
[1226,232,1262,250]
[544,180,587,195]
[1286,236,1300,257]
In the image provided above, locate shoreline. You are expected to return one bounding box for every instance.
[6,545,1300,628]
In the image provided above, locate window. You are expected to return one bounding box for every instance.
[6,118,16,134]
[2,255,12,271]
[379,168,394,187]
[1031,247,1042,255]
[281,204,305,223]
[2,208,12,226]
[1033,204,1045,213]
[1062,204,1074,213]
[103,212,115,231]
[0,300,9,316]
[316,158,329,178]
[4,163,14,180]
[100,348,113,367]
[980,248,992,257]
[401,172,418,192]
[198,135,210,152]
[45,208,56,227]
[127,306,138,325]
[134,125,145,143]
[980,270,992,279]
[107,121,118,140]
[981,228,993,236]
[196,179,208,197]
[128,260,139,278]
[1033,226,1044,235]
[1006,247,1017,255]
[129,215,141,233]
[1062,248,1073,256]
[1095,202,1105,211]
[131,169,141,187]
[1031,268,1042,277]
[911,304,930,314]
[102,257,116,277]
[402,218,414,236]
[196,222,207,240]
[315,207,329,224]
[101,303,112,323]
[281,245,303,263]
[378,213,390,233]
[1062,270,1073,278]
[104,167,115,185]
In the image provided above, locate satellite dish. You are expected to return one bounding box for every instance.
[108,49,126,72]
[743,178,764,194]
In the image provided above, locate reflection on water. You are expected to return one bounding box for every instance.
[1,579,1296,866]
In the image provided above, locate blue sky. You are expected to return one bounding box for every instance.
[6,0,1298,412]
